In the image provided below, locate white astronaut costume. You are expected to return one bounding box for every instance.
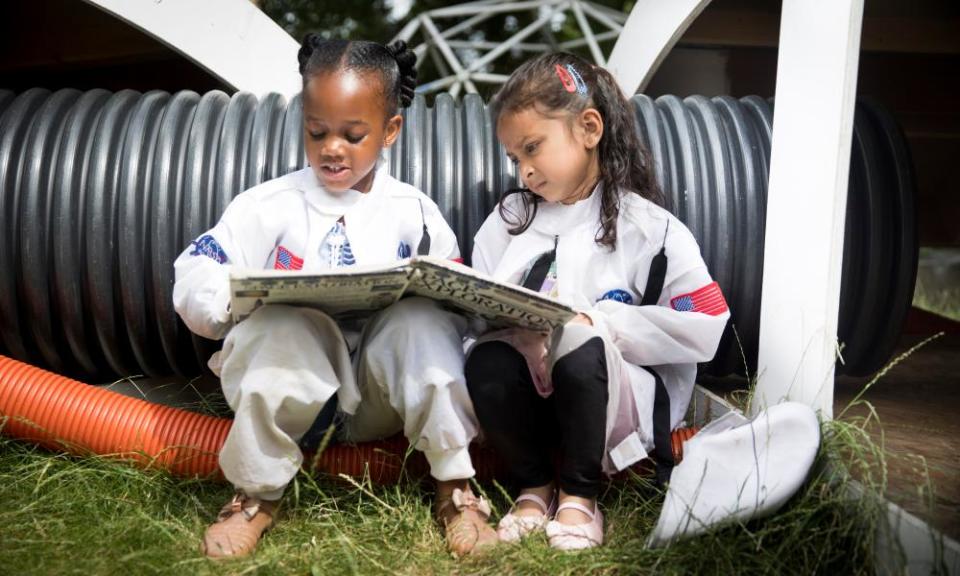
[471,187,729,474]
[173,165,478,500]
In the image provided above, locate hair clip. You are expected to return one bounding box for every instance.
[554,63,588,96]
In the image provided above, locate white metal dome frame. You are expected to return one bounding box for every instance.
[391,0,627,97]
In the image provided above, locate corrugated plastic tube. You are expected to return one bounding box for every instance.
[0,354,695,482]
[0,353,228,477]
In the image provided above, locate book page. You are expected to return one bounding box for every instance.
[229,257,576,331]
[229,264,413,323]
[407,257,576,331]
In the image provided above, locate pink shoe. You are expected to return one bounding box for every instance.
[497,492,558,543]
[545,501,604,550]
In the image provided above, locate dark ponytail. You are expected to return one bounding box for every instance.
[297,32,324,76]
[490,52,662,249]
[386,40,417,108]
[298,34,418,114]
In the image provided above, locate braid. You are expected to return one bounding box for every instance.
[297,32,325,76]
[386,40,417,108]
[298,35,419,115]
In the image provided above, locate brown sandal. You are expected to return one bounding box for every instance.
[435,488,499,557]
[202,492,278,559]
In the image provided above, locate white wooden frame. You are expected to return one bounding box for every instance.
[606,0,713,95]
[608,0,862,419]
[752,0,865,418]
[82,0,302,98]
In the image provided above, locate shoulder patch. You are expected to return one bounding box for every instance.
[274,245,304,270]
[598,288,634,305]
[671,281,728,316]
[397,241,412,259]
[189,235,227,264]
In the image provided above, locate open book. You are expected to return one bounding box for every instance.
[229,256,576,331]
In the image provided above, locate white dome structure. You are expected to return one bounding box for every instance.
[391,0,627,97]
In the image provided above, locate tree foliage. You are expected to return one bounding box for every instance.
[259,0,399,44]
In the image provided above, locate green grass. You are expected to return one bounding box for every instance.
[0,409,891,576]
[913,284,960,323]
[913,247,960,322]
[10,333,937,575]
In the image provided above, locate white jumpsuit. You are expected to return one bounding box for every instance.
[173,166,478,499]
[472,188,730,473]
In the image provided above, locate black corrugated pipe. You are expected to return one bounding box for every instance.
[0,89,917,380]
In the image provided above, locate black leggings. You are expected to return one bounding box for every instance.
[465,338,608,498]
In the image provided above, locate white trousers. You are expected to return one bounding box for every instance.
[217,297,477,499]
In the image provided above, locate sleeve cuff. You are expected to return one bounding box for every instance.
[211,274,233,326]
[580,308,612,342]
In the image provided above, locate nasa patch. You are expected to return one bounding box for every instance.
[189,235,227,264]
[397,241,412,259]
[598,288,634,305]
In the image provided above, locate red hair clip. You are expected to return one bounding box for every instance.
[554,63,587,96]
[555,64,577,93]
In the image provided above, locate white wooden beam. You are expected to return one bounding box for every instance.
[753,0,865,418]
[82,0,301,98]
[606,0,713,95]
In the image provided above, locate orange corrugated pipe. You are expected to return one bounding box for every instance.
[0,354,695,483]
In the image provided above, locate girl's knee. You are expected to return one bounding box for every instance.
[552,322,603,354]
[368,297,464,347]
[465,342,524,381]
[239,305,316,334]
[551,336,607,388]
[386,297,463,333]
[382,296,437,322]
[229,305,342,351]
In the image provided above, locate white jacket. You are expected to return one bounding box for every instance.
[472,187,729,427]
[173,165,460,342]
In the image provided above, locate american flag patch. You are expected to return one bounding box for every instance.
[671,281,728,316]
[274,245,304,270]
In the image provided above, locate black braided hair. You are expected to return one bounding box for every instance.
[298,33,417,115]
[490,52,662,249]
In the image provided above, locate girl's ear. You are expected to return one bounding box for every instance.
[579,108,604,149]
[383,114,403,148]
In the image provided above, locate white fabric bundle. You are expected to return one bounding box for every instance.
[648,401,821,546]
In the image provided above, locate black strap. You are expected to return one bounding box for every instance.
[643,366,675,487]
[641,221,673,486]
[298,393,340,450]
[640,220,669,306]
[416,200,431,256]
[640,247,667,306]
[522,235,558,291]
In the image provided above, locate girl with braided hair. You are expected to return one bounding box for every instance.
[174,36,495,558]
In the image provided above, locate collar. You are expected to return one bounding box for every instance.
[528,182,604,236]
[300,163,388,217]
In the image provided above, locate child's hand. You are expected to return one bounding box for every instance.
[568,313,593,326]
